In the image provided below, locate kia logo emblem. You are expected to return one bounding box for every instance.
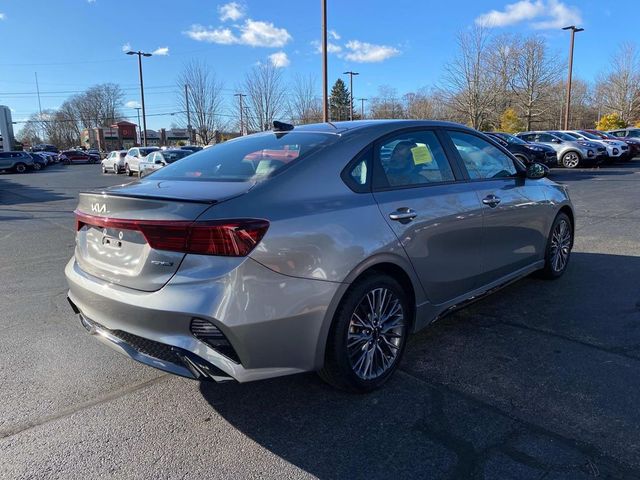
[91,203,106,214]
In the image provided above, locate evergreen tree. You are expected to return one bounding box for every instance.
[329,78,351,121]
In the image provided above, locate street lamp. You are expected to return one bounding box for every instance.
[343,71,359,121]
[562,26,584,130]
[321,0,328,123]
[126,50,152,146]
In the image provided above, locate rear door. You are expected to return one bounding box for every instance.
[371,128,485,305]
[444,130,548,286]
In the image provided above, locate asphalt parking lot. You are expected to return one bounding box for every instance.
[1,162,639,479]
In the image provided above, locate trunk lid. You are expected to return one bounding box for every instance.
[74,179,254,291]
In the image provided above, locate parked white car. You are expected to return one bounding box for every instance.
[101,150,128,174]
[123,146,160,176]
[564,130,629,161]
[138,149,193,177]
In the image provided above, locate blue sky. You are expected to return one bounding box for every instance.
[0,0,631,132]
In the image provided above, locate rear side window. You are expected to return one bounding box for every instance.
[151,132,338,182]
[374,130,455,189]
[448,131,517,180]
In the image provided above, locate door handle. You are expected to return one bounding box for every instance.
[482,195,501,207]
[389,208,417,222]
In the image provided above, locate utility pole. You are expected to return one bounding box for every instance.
[562,25,584,130]
[358,98,367,119]
[184,84,193,145]
[234,93,247,135]
[34,72,43,141]
[343,71,359,121]
[321,0,328,122]
[126,50,152,146]
[134,107,142,145]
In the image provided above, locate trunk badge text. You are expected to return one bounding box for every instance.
[91,203,106,214]
[151,260,174,267]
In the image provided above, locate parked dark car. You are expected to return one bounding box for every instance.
[588,129,640,159]
[485,132,558,166]
[31,144,59,153]
[59,150,99,164]
[28,153,48,171]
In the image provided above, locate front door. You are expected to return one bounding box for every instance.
[445,130,549,285]
[371,128,485,306]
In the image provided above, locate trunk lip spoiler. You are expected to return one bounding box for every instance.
[79,191,219,205]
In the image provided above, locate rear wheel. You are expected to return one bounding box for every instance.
[561,151,580,168]
[32,162,42,171]
[14,163,27,173]
[539,212,573,279]
[319,274,410,392]
[125,164,132,176]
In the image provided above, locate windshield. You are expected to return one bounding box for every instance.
[151,132,338,182]
[495,133,527,145]
[578,131,600,140]
[162,150,192,163]
[553,132,580,141]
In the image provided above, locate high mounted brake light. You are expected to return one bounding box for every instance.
[75,211,269,257]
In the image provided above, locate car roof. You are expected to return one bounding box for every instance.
[292,119,474,134]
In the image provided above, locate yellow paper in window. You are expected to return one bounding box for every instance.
[411,145,433,165]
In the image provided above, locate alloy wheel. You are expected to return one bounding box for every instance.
[562,152,579,168]
[550,219,571,273]
[347,287,406,380]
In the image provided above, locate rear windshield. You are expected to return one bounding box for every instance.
[162,150,191,163]
[139,148,159,156]
[150,132,338,182]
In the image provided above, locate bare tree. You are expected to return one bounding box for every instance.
[177,60,225,144]
[486,34,519,128]
[288,74,322,124]
[510,36,562,130]
[369,85,404,119]
[243,63,287,131]
[438,26,497,129]
[72,83,125,128]
[595,42,640,124]
[403,88,435,119]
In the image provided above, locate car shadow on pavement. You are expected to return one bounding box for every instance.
[199,252,640,479]
[0,176,72,205]
[550,161,637,182]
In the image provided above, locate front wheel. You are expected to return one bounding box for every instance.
[14,163,27,173]
[561,151,580,168]
[319,274,410,392]
[125,164,132,176]
[539,212,573,279]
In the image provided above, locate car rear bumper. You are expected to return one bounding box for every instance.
[65,255,341,383]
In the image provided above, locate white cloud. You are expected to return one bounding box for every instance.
[268,51,290,68]
[152,46,169,56]
[87,0,96,3]
[185,19,291,48]
[329,29,340,40]
[121,42,131,52]
[311,40,342,54]
[0,13,5,20]
[475,0,581,29]
[239,19,291,47]
[343,40,400,63]
[219,2,245,22]
[125,101,141,109]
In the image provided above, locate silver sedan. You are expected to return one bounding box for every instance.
[65,120,574,392]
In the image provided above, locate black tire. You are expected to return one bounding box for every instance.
[125,164,132,176]
[32,163,42,171]
[561,151,581,168]
[113,164,119,174]
[102,165,108,174]
[14,163,27,173]
[319,273,410,393]
[539,212,573,279]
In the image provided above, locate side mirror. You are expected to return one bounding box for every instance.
[526,162,548,180]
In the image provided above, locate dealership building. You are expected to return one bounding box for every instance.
[82,122,190,150]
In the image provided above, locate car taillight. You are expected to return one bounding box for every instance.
[75,211,268,257]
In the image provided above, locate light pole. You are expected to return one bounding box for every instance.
[234,93,247,135]
[562,26,584,130]
[358,98,367,119]
[343,71,359,121]
[184,84,193,144]
[134,107,141,145]
[321,0,328,122]
[126,50,152,146]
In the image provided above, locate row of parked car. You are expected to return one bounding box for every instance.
[100,145,202,177]
[485,128,640,169]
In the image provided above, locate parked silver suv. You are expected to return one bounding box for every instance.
[0,151,35,173]
[66,121,574,392]
[517,131,605,168]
